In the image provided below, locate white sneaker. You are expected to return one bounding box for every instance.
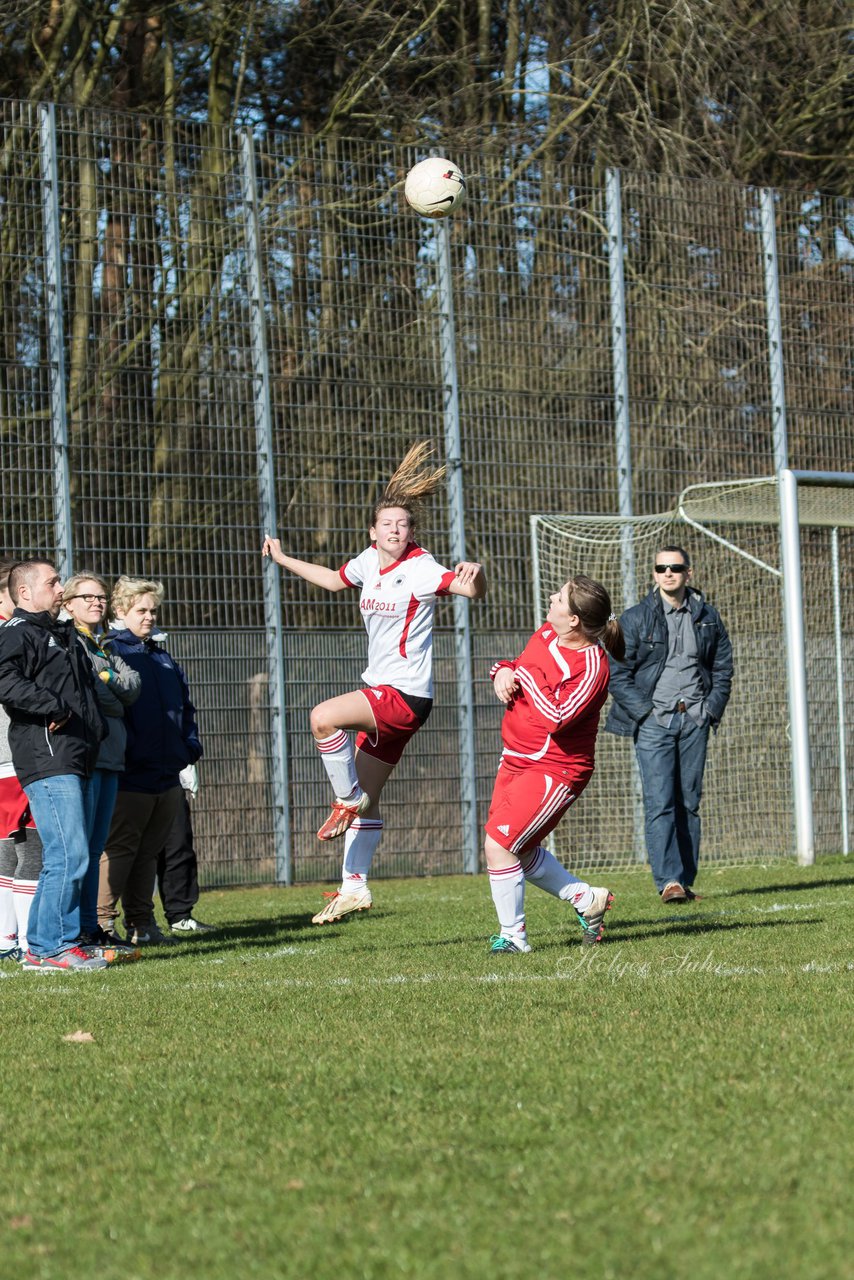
[311,888,373,924]
[171,917,217,934]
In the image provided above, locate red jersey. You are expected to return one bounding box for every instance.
[490,625,610,785]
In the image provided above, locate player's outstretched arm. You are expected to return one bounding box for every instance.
[261,536,347,593]
[449,561,487,599]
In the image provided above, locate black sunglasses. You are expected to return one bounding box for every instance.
[654,563,688,574]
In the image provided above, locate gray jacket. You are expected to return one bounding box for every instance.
[73,627,142,772]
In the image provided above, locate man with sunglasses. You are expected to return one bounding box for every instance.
[605,546,732,902]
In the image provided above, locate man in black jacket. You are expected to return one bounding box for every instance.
[605,546,733,902]
[0,559,107,970]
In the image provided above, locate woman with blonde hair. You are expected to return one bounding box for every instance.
[484,574,625,953]
[98,576,202,945]
[61,571,140,955]
[263,442,486,924]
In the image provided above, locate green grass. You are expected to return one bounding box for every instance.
[2,857,853,1280]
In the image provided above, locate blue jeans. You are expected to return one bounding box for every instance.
[23,774,89,958]
[80,770,120,933]
[635,713,710,892]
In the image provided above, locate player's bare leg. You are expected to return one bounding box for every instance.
[311,690,378,840]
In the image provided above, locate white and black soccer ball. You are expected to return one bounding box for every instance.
[404,157,466,219]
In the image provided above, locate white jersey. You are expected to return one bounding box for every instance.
[339,542,456,699]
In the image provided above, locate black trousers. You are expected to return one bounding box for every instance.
[156,792,200,924]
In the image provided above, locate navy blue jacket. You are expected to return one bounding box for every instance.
[108,628,202,793]
[605,586,733,738]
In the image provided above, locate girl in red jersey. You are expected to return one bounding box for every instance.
[484,574,625,953]
[262,444,486,924]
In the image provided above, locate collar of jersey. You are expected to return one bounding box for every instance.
[377,541,423,575]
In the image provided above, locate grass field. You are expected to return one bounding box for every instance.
[2,856,853,1280]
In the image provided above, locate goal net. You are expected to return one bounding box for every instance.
[531,477,854,871]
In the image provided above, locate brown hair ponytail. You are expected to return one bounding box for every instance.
[566,574,626,662]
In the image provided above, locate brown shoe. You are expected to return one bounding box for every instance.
[683,887,703,901]
[660,881,688,903]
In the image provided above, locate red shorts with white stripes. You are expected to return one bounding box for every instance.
[0,775,34,840]
[355,686,428,766]
[484,758,589,859]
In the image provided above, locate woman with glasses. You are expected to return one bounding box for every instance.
[98,577,203,945]
[62,574,141,955]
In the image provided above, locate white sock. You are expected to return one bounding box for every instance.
[0,873,16,946]
[13,878,37,953]
[488,861,526,938]
[340,818,383,895]
[524,846,593,912]
[315,730,361,802]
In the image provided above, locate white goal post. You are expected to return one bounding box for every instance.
[531,471,854,871]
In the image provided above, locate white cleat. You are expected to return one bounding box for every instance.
[311,889,373,924]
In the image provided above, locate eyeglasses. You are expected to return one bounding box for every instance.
[68,594,108,604]
[654,564,688,574]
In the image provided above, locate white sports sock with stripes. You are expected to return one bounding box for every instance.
[488,861,527,938]
[0,871,16,947]
[340,818,383,896]
[523,845,594,913]
[13,878,38,953]
[315,730,361,802]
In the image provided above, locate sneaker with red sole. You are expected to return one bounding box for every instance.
[22,945,108,972]
[316,790,371,841]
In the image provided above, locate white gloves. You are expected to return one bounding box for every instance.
[179,763,199,796]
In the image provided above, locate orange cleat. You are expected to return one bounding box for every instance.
[316,791,371,841]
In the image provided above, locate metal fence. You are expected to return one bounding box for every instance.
[1,98,852,884]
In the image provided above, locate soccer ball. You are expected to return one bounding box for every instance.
[404,157,466,219]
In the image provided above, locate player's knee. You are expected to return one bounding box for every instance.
[310,704,336,739]
[483,834,506,869]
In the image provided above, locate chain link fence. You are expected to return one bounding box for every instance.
[1,99,852,883]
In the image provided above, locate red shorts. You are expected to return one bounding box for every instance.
[355,685,426,766]
[484,758,588,859]
[0,774,34,839]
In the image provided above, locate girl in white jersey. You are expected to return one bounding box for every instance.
[484,575,625,953]
[262,444,486,924]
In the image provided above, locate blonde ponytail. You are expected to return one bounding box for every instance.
[372,442,446,529]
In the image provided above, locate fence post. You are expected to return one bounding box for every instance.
[435,219,479,875]
[778,470,814,865]
[38,103,73,576]
[830,527,849,856]
[240,131,292,885]
[606,168,645,862]
[605,168,636,602]
[760,189,789,472]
